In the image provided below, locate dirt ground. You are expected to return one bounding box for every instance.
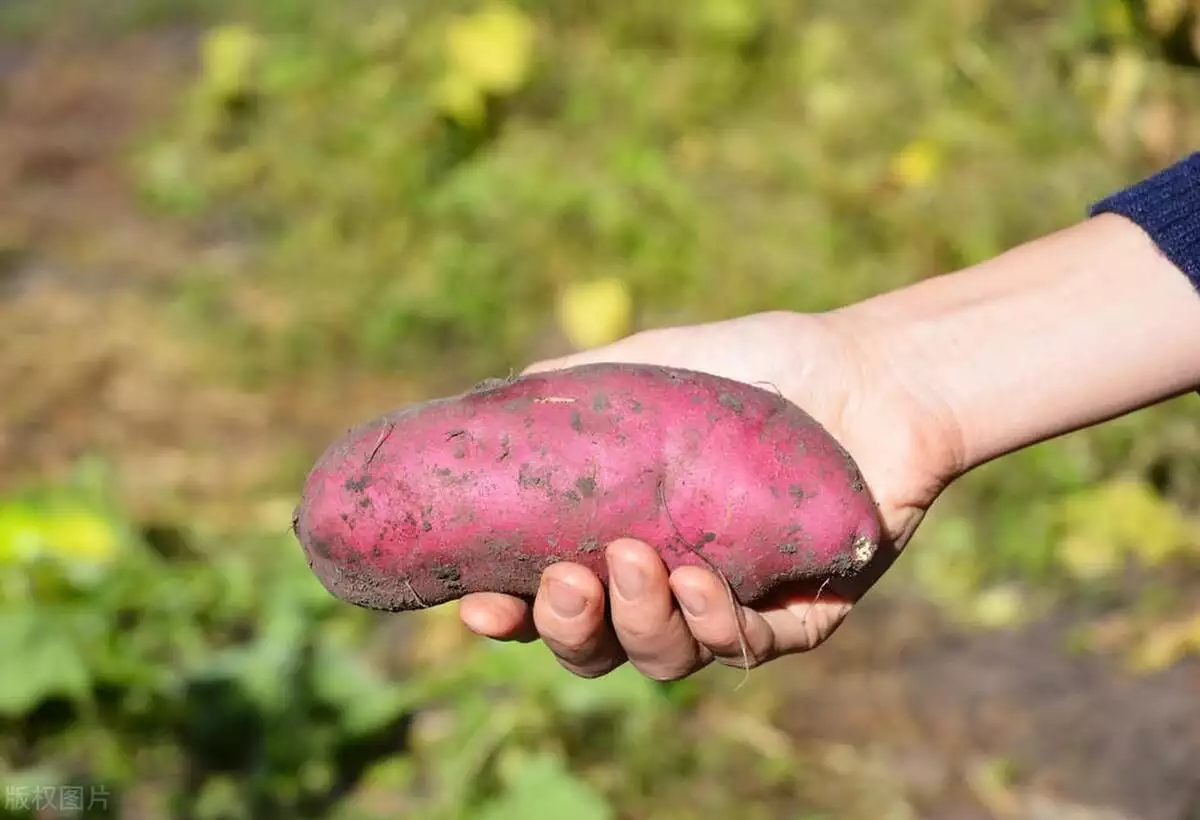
[2,26,1198,820]
[768,590,1200,820]
[0,27,421,528]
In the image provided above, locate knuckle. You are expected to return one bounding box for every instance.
[612,601,677,643]
[612,606,666,641]
[552,633,596,657]
[699,626,744,656]
[613,619,659,643]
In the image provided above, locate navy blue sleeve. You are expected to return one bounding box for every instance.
[1088,152,1200,295]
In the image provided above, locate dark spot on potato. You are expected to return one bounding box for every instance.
[690,393,705,405]
[432,467,475,486]
[570,410,583,433]
[706,412,720,424]
[575,475,597,498]
[445,428,466,440]
[404,511,418,528]
[449,505,476,525]
[789,484,810,503]
[524,417,534,429]
[593,392,610,412]
[779,542,798,555]
[702,532,716,543]
[340,512,350,523]
[579,537,600,553]
[518,462,552,492]
[770,486,780,499]
[432,564,463,591]
[357,497,371,509]
[562,489,581,506]
[630,399,643,414]
[453,443,467,459]
[717,392,744,415]
[486,537,518,558]
[420,505,433,532]
[497,434,511,462]
[307,537,333,561]
[800,545,819,568]
[344,474,370,493]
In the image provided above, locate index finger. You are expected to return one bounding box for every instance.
[459,592,538,642]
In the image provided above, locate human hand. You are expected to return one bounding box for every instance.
[457,310,965,680]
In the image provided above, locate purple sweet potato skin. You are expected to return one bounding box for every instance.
[294,363,881,612]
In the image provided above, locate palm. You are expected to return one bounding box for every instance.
[459,311,960,673]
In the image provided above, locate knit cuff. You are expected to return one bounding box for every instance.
[1089,152,1200,295]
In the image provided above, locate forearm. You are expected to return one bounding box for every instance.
[837,213,1200,474]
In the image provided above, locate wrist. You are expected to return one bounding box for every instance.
[833,214,1200,477]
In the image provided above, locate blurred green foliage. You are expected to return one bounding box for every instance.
[1,465,821,819]
[139,0,1200,631]
[3,0,1200,817]
[140,0,1183,378]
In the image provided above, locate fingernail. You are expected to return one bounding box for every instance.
[546,578,586,618]
[610,559,644,601]
[675,586,706,617]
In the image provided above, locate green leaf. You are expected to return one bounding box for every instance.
[0,611,91,715]
[475,752,612,820]
[312,639,411,736]
[551,662,668,718]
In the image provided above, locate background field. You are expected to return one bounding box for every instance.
[2,1,1199,818]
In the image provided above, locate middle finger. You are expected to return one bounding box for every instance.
[606,539,706,681]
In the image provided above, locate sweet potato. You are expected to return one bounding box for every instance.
[293,363,881,613]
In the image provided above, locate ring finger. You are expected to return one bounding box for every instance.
[606,539,707,681]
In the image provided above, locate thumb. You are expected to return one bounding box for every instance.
[521,332,656,376]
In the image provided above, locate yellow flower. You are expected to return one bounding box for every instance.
[890,140,940,189]
[200,23,263,102]
[444,4,535,96]
[556,277,634,350]
[0,502,119,567]
[41,511,120,564]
